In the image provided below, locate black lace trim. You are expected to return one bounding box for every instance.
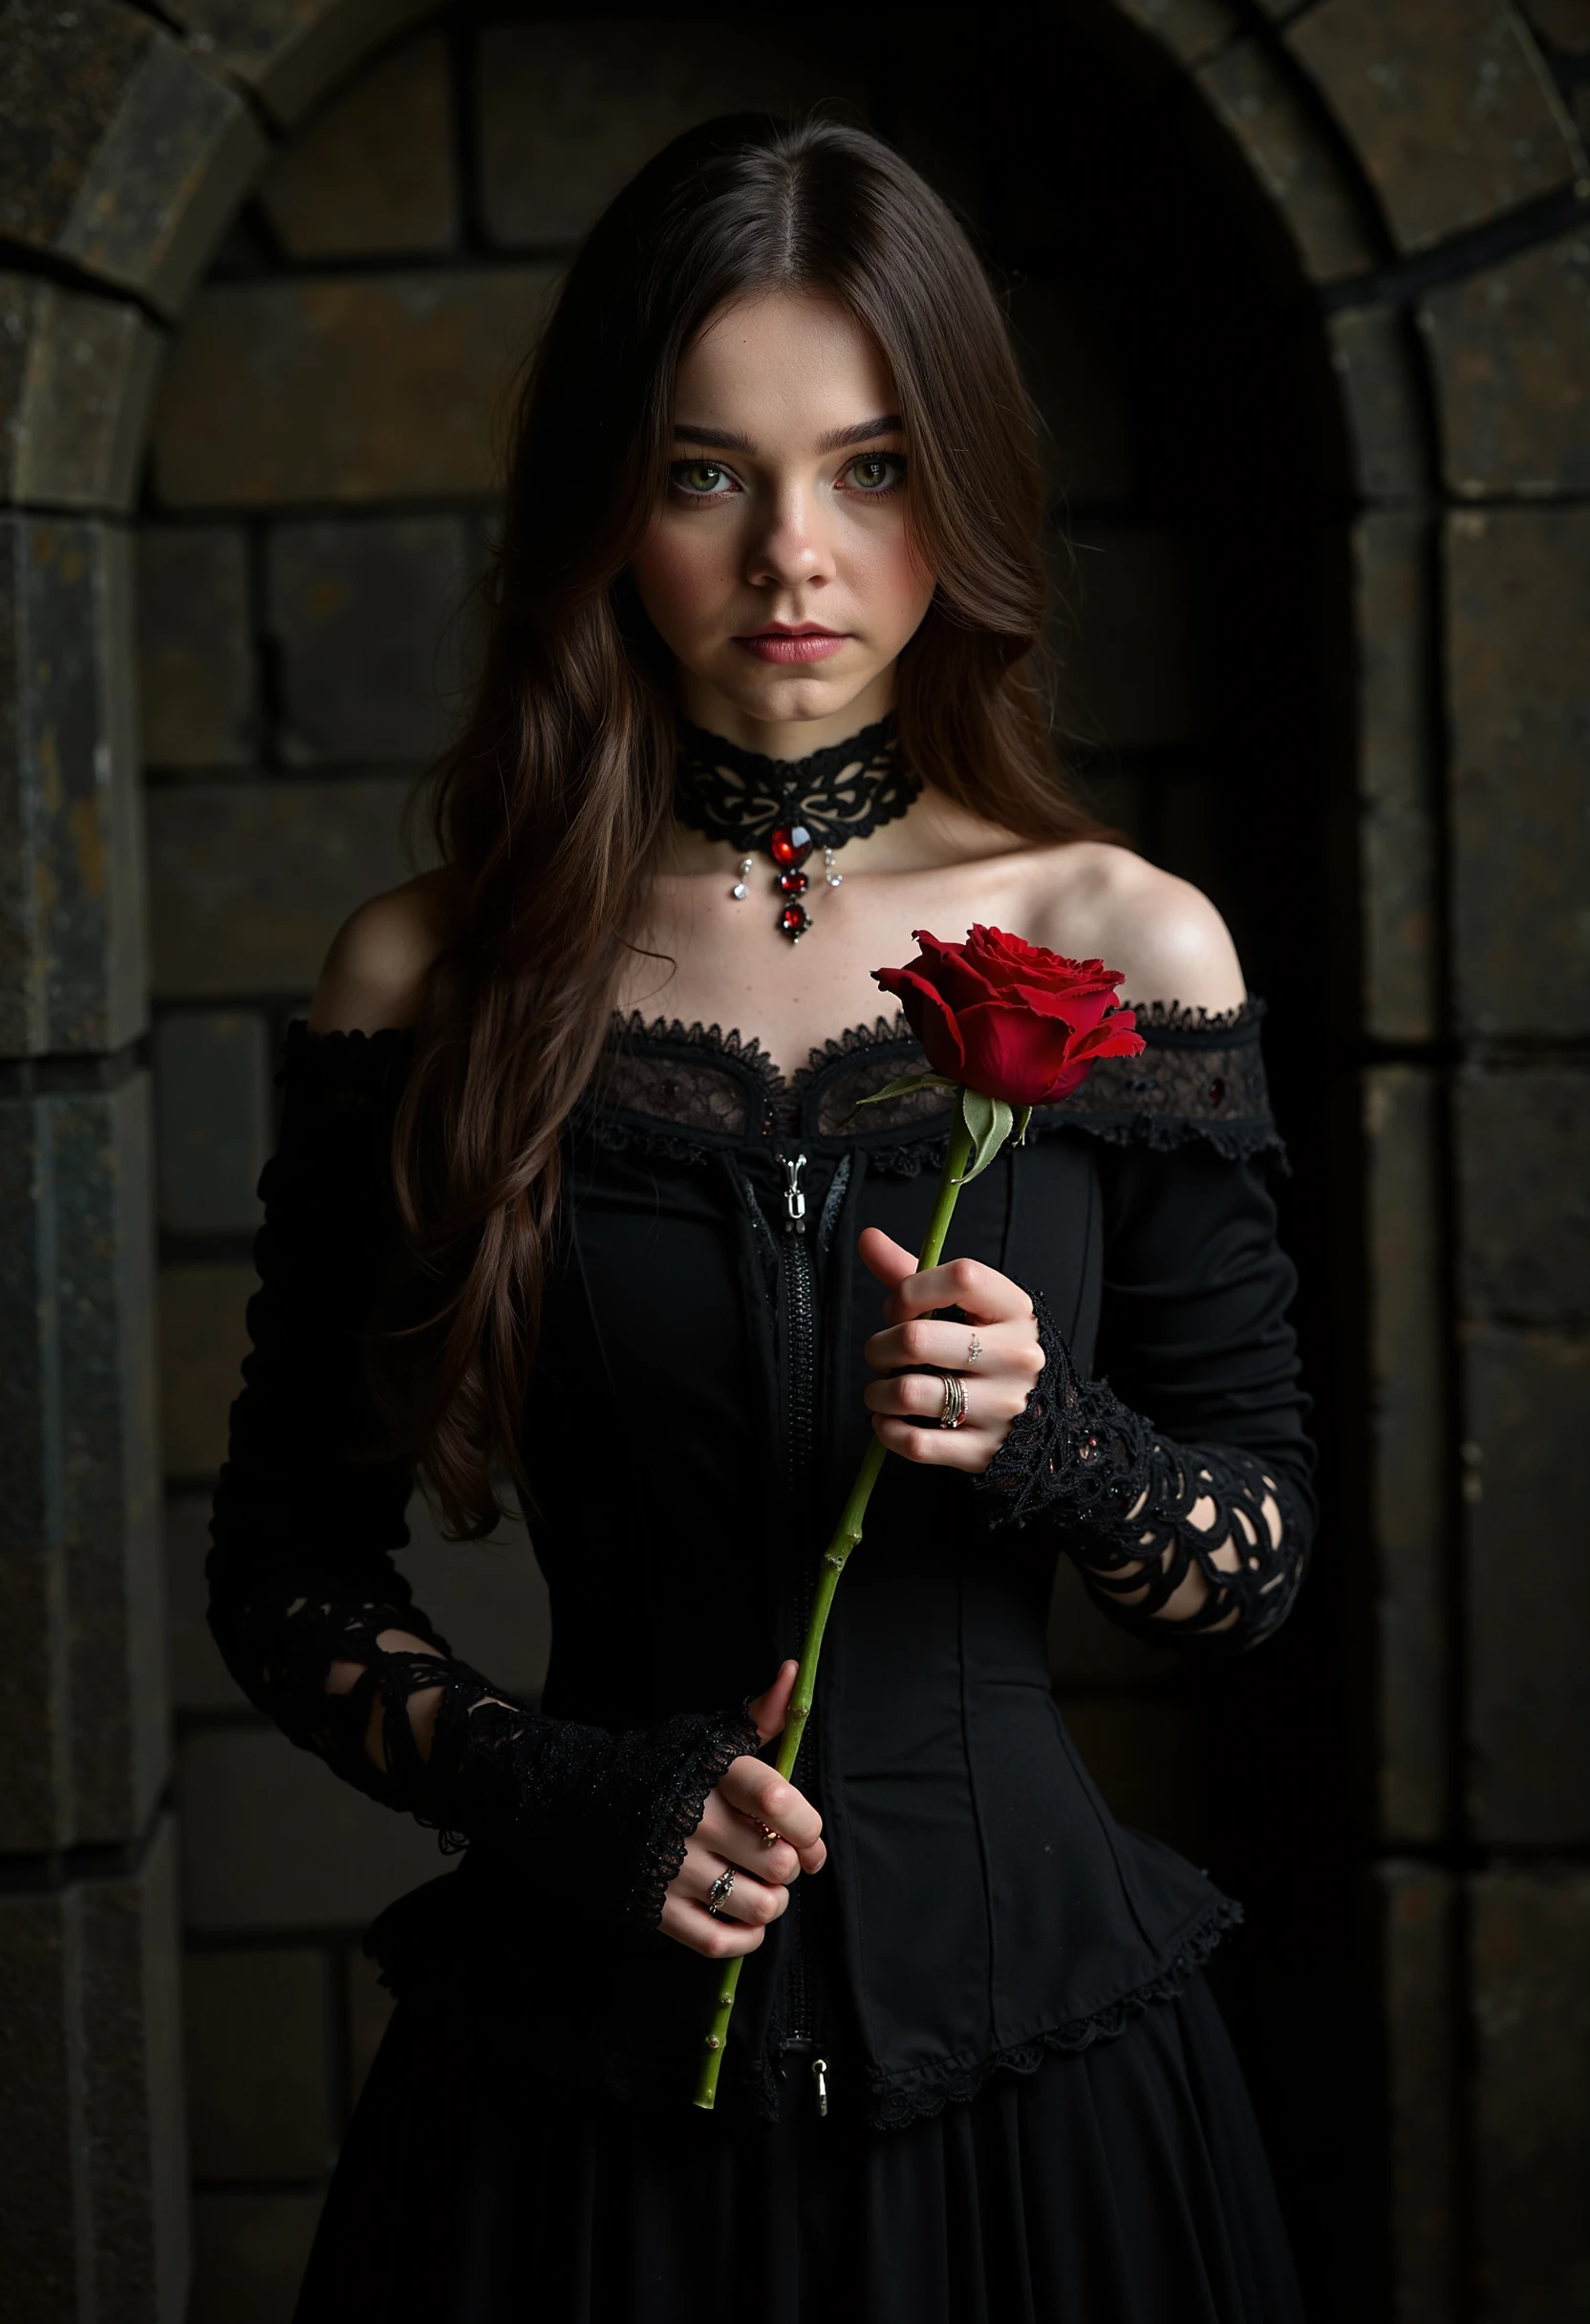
[976,1290,1309,1652]
[583,1002,1283,1169]
[865,1892,1243,2128]
[343,1645,762,1928]
[675,714,919,852]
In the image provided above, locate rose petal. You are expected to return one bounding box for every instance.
[908,928,1001,1012]
[953,1001,1088,1106]
[874,963,966,1080]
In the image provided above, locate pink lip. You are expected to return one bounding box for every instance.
[733,626,849,664]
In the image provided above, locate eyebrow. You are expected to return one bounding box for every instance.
[671,414,905,456]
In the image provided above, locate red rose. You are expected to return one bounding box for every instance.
[874,924,1143,1106]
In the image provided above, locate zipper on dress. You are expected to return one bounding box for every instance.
[775,1149,825,2113]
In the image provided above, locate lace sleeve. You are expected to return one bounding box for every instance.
[206,1025,758,1926]
[975,1135,1315,1651]
[975,1292,1309,1649]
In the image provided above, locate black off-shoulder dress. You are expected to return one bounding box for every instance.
[207,1003,1314,2324]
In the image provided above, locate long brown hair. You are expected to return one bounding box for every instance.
[394,114,1107,1537]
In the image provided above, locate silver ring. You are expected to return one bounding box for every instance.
[706,1866,736,1917]
[938,1373,967,1430]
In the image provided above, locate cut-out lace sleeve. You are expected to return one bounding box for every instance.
[976,1145,1315,1651]
[206,1025,758,1926]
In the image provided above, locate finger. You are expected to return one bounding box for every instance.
[863,1314,1042,1379]
[863,1370,1032,1430]
[870,1412,1005,1472]
[745,1659,799,1745]
[857,1226,918,1291]
[658,1889,767,1959]
[880,1254,1035,1329]
[694,1796,802,1886]
[680,1844,789,1929]
[718,1762,825,1865]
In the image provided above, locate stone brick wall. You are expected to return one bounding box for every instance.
[1,1,1586,2317]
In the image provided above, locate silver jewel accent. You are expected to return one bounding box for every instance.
[731,855,752,901]
[967,1334,983,1366]
[824,845,843,888]
[937,1373,967,1430]
[706,1866,737,1916]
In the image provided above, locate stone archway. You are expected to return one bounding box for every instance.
[1,4,1585,2316]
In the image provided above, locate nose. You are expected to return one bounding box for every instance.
[745,482,836,592]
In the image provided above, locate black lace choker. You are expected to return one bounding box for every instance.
[675,713,920,943]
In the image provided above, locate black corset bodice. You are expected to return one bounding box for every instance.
[207,1003,1314,2127]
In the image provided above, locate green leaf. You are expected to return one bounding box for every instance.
[957,1087,1015,1183]
[849,1071,960,1111]
[1014,1105,1034,1147]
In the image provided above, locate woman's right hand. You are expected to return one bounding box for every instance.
[658,1662,826,1958]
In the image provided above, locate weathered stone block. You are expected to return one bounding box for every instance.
[1357,514,1439,1043]
[1054,525,1214,750]
[1466,1324,1590,1842]
[163,1489,247,1714]
[79,1814,191,2323]
[1007,275,1136,506]
[155,1010,270,1234]
[258,31,456,257]
[178,1723,445,1930]
[1472,1867,1590,2322]
[477,22,866,247]
[150,269,560,507]
[1379,1861,1458,2324]
[183,1947,329,2181]
[166,0,432,130]
[1058,1697,1208,1861]
[1447,507,1590,1036]
[1459,1068,1590,1323]
[54,1074,167,1843]
[0,1885,92,2318]
[1107,0,1241,67]
[1197,37,1378,283]
[1329,308,1428,504]
[1423,229,1590,497]
[0,1094,74,1853]
[268,516,473,764]
[0,1075,165,1850]
[1289,0,1579,255]
[0,277,162,514]
[0,517,145,1056]
[158,1260,254,1480]
[1365,1069,1448,1844]
[189,2190,322,2324]
[138,527,253,770]
[0,0,266,315]
[146,775,419,999]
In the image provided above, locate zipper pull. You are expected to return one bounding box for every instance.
[779,1151,808,1235]
[811,2055,829,2119]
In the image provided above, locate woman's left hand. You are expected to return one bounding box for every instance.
[858,1228,1045,1474]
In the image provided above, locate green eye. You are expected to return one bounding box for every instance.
[677,461,730,496]
[846,453,904,493]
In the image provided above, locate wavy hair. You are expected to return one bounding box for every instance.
[392,114,1107,1536]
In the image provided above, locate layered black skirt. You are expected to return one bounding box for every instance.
[294,1975,1302,2323]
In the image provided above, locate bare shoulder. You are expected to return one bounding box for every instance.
[1020,842,1247,1014]
[308,870,459,1033]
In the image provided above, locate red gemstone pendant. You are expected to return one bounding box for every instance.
[769,824,814,869]
[779,902,810,941]
[778,869,808,895]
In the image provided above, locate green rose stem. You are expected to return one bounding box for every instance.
[693,1108,977,2112]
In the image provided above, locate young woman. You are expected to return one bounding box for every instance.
[209,116,1313,2322]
